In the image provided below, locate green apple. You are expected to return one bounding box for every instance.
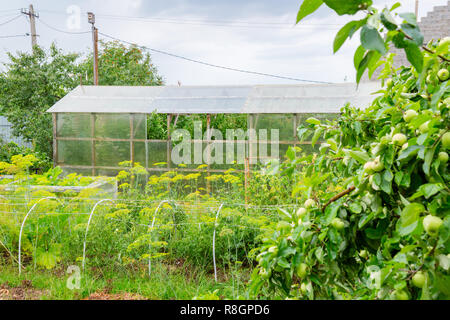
[296,263,309,278]
[268,246,278,254]
[381,135,392,144]
[423,215,443,237]
[426,74,434,84]
[364,161,375,173]
[259,268,271,280]
[419,121,430,134]
[392,289,409,300]
[392,133,407,146]
[276,221,291,232]
[412,271,426,288]
[296,207,307,218]
[442,132,450,149]
[386,78,393,87]
[331,218,345,230]
[403,109,418,122]
[304,199,315,208]
[359,250,368,259]
[372,157,384,172]
[300,282,308,295]
[437,69,449,81]
[438,151,449,164]
[440,37,450,47]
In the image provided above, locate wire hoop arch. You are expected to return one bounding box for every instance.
[18,197,62,275]
[212,203,225,282]
[147,199,178,279]
[82,199,115,271]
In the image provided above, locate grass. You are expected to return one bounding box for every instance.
[0,260,251,300]
[0,163,273,300]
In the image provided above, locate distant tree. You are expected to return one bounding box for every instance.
[0,44,81,158]
[81,40,166,140]
[81,40,164,86]
[0,41,164,159]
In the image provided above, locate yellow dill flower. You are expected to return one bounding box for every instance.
[117,170,130,180]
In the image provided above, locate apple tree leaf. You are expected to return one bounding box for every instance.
[296,0,324,23]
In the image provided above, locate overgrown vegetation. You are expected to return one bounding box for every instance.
[248,0,449,300]
[0,41,163,159]
[0,0,448,301]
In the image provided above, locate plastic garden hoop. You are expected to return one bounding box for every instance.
[147,200,177,279]
[18,196,61,275]
[212,203,224,282]
[82,199,114,271]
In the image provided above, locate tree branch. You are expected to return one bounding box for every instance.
[400,31,450,62]
[322,186,356,213]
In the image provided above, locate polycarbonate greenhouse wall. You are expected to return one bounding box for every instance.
[47,83,380,176]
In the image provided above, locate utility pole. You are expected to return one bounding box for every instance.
[415,0,419,18]
[87,12,99,85]
[21,4,39,50]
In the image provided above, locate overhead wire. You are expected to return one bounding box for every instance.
[99,31,333,84]
[37,9,341,30]
[0,14,22,27]
[37,18,90,34]
[30,17,334,84]
[0,34,29,39]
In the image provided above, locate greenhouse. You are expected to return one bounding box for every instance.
[46,82,380,176]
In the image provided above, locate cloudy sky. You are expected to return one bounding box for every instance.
[0,0,448,85]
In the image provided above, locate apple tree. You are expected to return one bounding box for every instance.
[249,1,449,300]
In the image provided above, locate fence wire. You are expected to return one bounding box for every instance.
[0,194,287,284]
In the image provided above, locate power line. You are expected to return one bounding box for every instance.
[38,18,90,34]
[37,9,341,30]
[0,9,21,13]
[0,15,22,27]
[98,31,333,84]
[28,12,333,84]
[0,34,29,39]
[93,15,340,30]
[0,13,21,19]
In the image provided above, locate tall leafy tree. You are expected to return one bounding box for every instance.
[250,0,449,300]
[0,41,164,158]
[0,44,81,157]
[81,40,164,86]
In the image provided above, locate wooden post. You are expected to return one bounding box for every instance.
[91,114,96,176]
[130,114,134,165]
[52,113,57,168]
[293,113,298,149]
[248,114,255,166]
[22,5,38,50]
[167,114,172,169]
[145,115,149,170]
[166,114,172,191]
[93,28,99,85]
[88,12,99,85]
[244,157,250,208]
[206,114,211,194]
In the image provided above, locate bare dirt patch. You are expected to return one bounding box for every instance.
[0,280,48,300]
[82,291,146,300]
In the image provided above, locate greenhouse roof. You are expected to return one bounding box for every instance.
[47,82,381,114]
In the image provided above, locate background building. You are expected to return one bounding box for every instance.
[363,1,449,81]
